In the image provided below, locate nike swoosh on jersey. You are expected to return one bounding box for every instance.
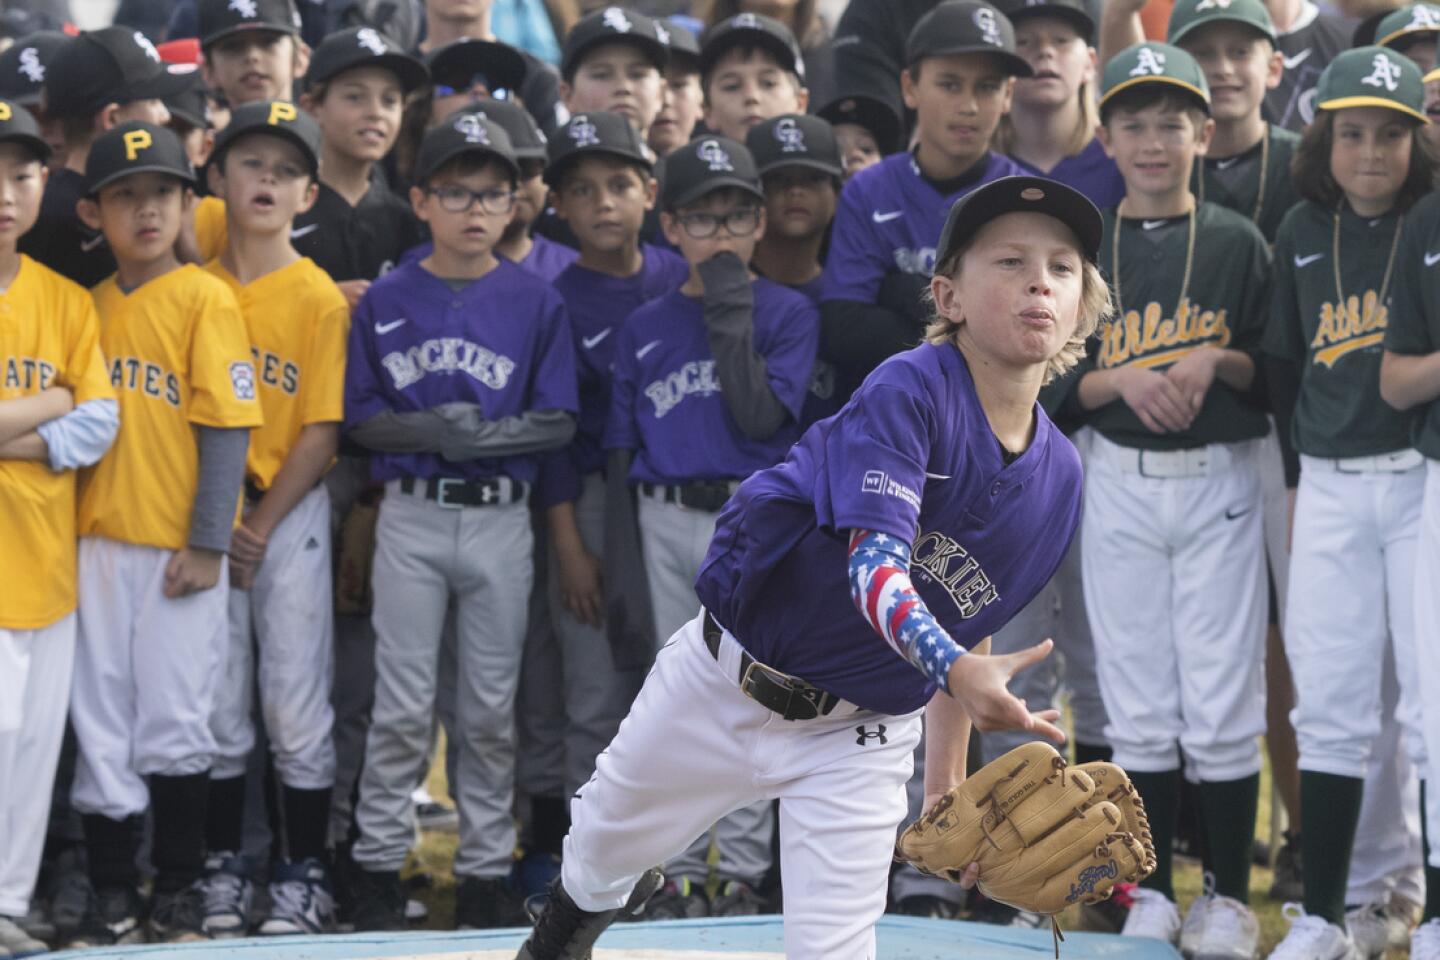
[80,235,105,252]
[1427,251,1440,267]
[871,210,904,223]
[1215,156,1241,170]
[1142,220,1167,230]
[376,319,407,334]
[1294,252,1324,267]
[582,328,613,350]
[290,223,320,239]
[1282,48,1312,69]
[636,339,662,360]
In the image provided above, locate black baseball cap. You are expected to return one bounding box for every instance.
[85,121,195,194]
[994,0,1095,43]
[936,176,1102,265]
[198,0,302,49]
[44,27,193,118]
[700,12,805,82]
[0,99,51,162]
[906,0,1033,77]
[427,38,527,98]
[306,26,428,93]
[165,70,210,130]
[444,97,546,161]
[210,99,322,176]
[0,31,68,108]
[818,89,904,155]
[746,113,842,178]
[544,110,651,186]
[413,112,519,183]
[660,134,763,210]
[562,7,668,81]
[656,19,700,71]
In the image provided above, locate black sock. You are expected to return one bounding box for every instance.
[149,772,210,893]
[1197,773,1259,904]
[205,775,246,855]
[1300,770,1362,925]
[1129,769,1179,901]
[83,813,140,890]
[1421,781,1440,922]
[281,784,332,863]
[530,795,570,857]
[1073,742,1113,765]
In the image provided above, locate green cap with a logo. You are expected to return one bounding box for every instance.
[1167,0,1276,46]
[1376,4,1440,50]
[1316,46,1427,123]
[1099,42,1211,113]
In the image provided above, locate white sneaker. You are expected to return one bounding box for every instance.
[1180,885,1260,959]
[1267,903,1360,960]
[1121,888,1181,943]
[1412,917,1440,960]
[1345,901,1400,959]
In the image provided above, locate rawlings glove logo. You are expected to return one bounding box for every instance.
[1065,860,1120,904]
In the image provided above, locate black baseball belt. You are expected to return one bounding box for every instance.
[640,479,738,513]
[398,476,526,508]
[702,610,844,721]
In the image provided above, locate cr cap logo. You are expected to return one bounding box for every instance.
[697,138,733,171]
[731,12,761,28]
[601,7,633,32]
[267,101,297,125]
[774,116,806,152]
[356,27,389,55]
[17,47,44,83]
[123,129,153,161]
[973,7,1002,45]
[229,0,259,17]
[1361,52,1403,91]
[454,113,489,143]
[567,115,600,147]
[133,31,161,63]
[1130,46,1167,76]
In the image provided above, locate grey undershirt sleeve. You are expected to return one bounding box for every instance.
[189,426,249,553]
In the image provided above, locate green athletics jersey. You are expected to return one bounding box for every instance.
[1382,190,1440,459]
[1192,123,1302,244]
[1082,200,1272,451]
[1265,200,1414,458]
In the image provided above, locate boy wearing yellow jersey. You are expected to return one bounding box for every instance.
[0,100,118,960]
[200,100,349,938]
[69,121,261,946]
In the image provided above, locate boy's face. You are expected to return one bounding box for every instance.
[86,172,189,265]
[410,160,516,259]
[429,79,495,127]
[562,43,663,139]
[311,65,405,164]
[760,167,835,240]
[203,32,308,106]
[660,188,766,267]
[703,47,807,143]
[427,0,491,22]
[171,122,213,168]
[833,122,882,180]
[1179,22,1280,125]
[207,134,318,234]
[1013,17,1096,111]
[902,54,1014,162]
[1098,101,1213,200]
[511,158,547,233]
[553,155,656,254]
[1329,106,1413,212]
[0,143,46,247]
[651,66,704,156]
[935,211,1084,372]
[1401,38,1439,75]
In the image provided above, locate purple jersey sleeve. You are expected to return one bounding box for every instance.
[527,291,581,415]
[821,170,889,304]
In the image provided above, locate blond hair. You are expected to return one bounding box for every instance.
[992,79,1101,159]
[923,245,1113,384]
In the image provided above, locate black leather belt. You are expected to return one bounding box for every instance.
[703,611,841,721]
[640,480,737,513]
[399,476,525,508]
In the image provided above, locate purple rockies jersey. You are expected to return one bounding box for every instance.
[535,245,690,507]
[695,343,1082,715]
[1010,139,1126,211]
[821,151,1026,304]
[345,259,578,484]
[606,277,818,484]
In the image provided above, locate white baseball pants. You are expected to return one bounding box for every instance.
[563,612,922,960]
[1410,459,1440,865]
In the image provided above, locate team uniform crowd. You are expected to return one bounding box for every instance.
[4,0,1440,956]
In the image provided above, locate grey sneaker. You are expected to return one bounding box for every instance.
[148,882,208,943]
[201,852,253,938]
[0,915,47,958]
[259,859,336,936]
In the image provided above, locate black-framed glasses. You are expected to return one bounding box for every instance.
[676,207,761,239]
[427,184,517,214]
